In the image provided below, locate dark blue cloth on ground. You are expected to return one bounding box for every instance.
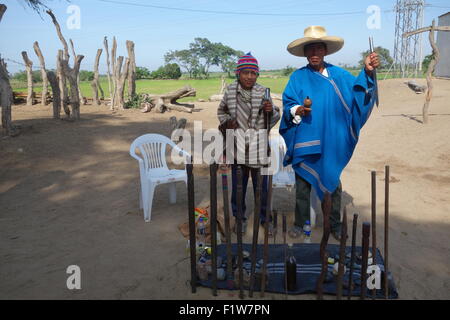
[197,243,398,299]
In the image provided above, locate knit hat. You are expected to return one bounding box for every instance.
[235,52,259,74]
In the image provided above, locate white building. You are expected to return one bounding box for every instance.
[435,12,450,78]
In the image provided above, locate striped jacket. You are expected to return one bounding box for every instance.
[217,81,280,167]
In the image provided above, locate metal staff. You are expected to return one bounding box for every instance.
[260,88,272,297]
[317,192,332,300]
[336,206,348,300]
[369,36,379,107]
[236,165,245,299]
[220,164,234,290]
[209,162,218,296]
[361,222,371,300]
[186,156,197,293]
[248,169,262,297]
[348,213,359,300]
[384,165,390,299]
[371,171,377,299]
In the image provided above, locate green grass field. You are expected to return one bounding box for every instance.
[12,69,423,103]
[13,76,290,102]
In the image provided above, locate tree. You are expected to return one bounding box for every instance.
[359,46,393,69]
[165,49,199,79]
[165,39,242,79]
[217,45,243,78]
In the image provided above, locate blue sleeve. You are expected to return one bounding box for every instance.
[351,68,376,137]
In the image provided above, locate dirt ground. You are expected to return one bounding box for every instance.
[1,78,449,300]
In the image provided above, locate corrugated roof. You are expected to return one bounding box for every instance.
[438,12,450,18]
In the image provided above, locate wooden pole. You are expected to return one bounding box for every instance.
[21,51,34,106]
[371,171,377,299]
[336,206,347,300]
[209,162,218,296]
[361,222,371,300]
[33,41,49,106]
[248,169,262,297]
[317,192,331,300]
[384,165,390,299]
[186,158,196,293]
[348,213,358,299]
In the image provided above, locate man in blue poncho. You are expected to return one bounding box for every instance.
[279,26,380,240]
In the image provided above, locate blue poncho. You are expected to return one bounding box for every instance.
[279,63,376,200]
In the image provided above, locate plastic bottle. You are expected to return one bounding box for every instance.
[285,243,297,291]
[197,217,207,254]
[303,220,312,243]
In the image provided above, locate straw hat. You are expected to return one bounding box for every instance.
[287,26,344,57]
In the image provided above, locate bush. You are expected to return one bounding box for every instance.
[282,65,296,76]
[12,70,42,83]
[150,63,182,79]
[79,70,94,81]
[136,66,151,79]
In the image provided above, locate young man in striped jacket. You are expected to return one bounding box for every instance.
[217,52,280,235]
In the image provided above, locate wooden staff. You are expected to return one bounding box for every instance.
[283,214,288,298]
[336,206,348,300]
[248,169,262,297]
[186,157,196,293]
[220,165,233,290]
[361,222,371,300]
[273,209,278,244]
[236,165,244,299]
[371,171,377,299]
[317,192,332,300]
[210,162,218,296]
[260,89,273,297]
[384,165,390,299]
[348,213,359,300]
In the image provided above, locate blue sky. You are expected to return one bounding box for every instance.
[1,0,449,74]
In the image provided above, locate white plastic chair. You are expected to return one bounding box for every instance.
[129,134,191,222]
[269,134,319,227]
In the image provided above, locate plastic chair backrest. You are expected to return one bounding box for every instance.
[130,134,175,173]
[270,135,294,175]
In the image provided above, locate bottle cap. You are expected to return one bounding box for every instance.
[305,220,310,225]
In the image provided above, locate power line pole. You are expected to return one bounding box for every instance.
[393,0,425,78]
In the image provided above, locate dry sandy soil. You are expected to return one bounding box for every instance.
[1,78,449,300]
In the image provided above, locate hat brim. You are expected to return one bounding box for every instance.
[287,36,344,57]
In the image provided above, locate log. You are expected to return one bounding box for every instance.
[113,56,129,110]
[91,48,103,106]
[21,51,34,106]
[33,41,49,106]
[46,10,69,61]
[126,40,136,99]
[61,53,84,120]
[1,55,19,136]
[47,71,61,119]
[103,36,113,108]
[423,20,439,125]
[140,85,196,113]
[56,50,69,118]
[70,39,85,105]
[111,37,117,110]
[0,4,6,23]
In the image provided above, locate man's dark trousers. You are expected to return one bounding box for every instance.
[295,173,342,231]
[230,164,271,224]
